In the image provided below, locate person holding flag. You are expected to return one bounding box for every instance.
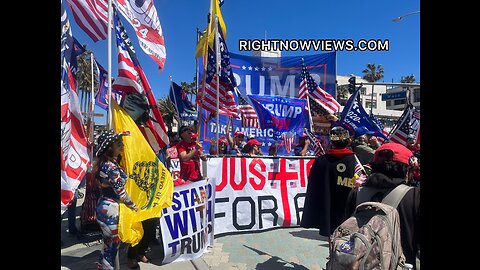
[93,130,138,270]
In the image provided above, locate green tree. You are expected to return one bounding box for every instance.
[400,75,416,83]
[76,44,97,115]
[362,63,384,82]
[336,84,349,105]
[157,96,178,132]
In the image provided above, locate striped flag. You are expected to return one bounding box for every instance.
[112,10,169,151]
[388,105,420,146]
[61,2,91,215]
[299,63,340,114]
[304,129,325,156]
[370,113,390,143]
[196,22,238,117]
[115,0,166,70]
[282,131,295,153]
[235,88,259,128]
[65,0,108,42]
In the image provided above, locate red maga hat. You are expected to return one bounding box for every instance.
[374,142,413,165]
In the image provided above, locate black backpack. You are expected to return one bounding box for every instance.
[122,92,152,125]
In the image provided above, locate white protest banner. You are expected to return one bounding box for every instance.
[207,157,315,235]
[160,179,214,263]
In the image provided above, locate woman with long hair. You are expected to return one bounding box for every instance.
[93,130,138,270]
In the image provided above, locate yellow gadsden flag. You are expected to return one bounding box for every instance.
[195,0,226,58]
[112,102,174,245]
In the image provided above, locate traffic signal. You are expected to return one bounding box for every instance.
[348,76,356,94]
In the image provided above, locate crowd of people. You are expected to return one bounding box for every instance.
[62,122,420,269]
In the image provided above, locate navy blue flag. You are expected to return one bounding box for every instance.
[218,0,224,7]
[94,60,122,111]
[198,52,336,98]
[169,81,197,121]
[249,95,306,139]
[339,89,388,140]
[197,51,335,155]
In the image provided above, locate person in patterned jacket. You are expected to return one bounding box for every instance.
[93,130,138,270]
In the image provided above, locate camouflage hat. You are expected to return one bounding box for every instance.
[330,126,350,141]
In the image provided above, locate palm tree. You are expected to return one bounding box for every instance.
[336,84,349,105]
[362,63,384,82]
[75,44,97,116]
[400,75,416,83]
[157,96,178,132]
[362,63,384,114]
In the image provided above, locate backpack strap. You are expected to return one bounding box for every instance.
[381,184,412,209]
[356,184,412,208]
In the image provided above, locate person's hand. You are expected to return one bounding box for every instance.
[305,139,311,145]
[195,141,202,150]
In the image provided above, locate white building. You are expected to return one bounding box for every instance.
[336,75,419,131]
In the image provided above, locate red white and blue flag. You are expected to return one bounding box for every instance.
[299,63,340,114]
[388,105,420,146]
[115,0,167,70]
[282,131,295,153]
[61,1,91,214]
[112,10,169,151]
[196,22,238,117]
[65,0,108,42]
[235,88,259,128]
[304,129,325,156]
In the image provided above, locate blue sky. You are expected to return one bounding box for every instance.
[65,0,420,123]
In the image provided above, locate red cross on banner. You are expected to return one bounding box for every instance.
[267,159,299,227]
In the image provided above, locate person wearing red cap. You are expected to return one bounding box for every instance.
[294,133,313,156]
[227,130,246,156]
[345,142,420,269]
[209,136,229,156]
[176,126,207,182]
[244,139,263,156]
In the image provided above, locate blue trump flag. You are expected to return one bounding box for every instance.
[198,52,336,98]
[169,81,197,121]
[249,95,306,140]
[339,89,388,140]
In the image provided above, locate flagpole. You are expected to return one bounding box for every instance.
[195,27,200,105]
[302,58,315,132]
[169,76,180,125]
[197,0,214,136]
[89,53,96,169]
[215,15,220,153]
[107,0,113,129]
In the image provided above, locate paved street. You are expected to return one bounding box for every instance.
[61,188,419,270]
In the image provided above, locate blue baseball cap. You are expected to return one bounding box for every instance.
[354,126,375,138]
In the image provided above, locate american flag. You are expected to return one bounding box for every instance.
[65,0,108,42]
[112,10,169,151]
[389,105,420,146]
[282,131,295,153]
[114,0,166,70]
[304,129,325,156]
[299,63,340,114]
[235,88,259,128]
[196,22,238,117]
[370,113,390,143]
[61,2,91,215]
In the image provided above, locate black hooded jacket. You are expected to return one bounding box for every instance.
[345,173,420,269]
[301,148,358,236]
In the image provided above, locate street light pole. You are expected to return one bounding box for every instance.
[392,11,420,22]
